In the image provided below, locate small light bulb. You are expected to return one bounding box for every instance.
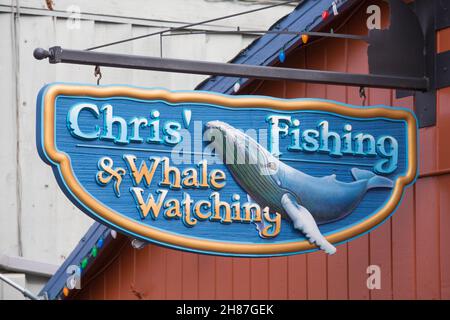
[279,49,286,63]
[97,238,104,249]
[332,1,338,15]
[91,246,98,258]
[233,81,241,93]
[322,10,329,20]
[110,229,117,239]
[131,238,146,250]
[81,257,88,269]
[301,34,309,44]
[63,287,70,297]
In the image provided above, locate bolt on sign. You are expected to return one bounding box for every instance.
[36,84,418,256]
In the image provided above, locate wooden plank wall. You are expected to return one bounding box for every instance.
[75,1,450,300]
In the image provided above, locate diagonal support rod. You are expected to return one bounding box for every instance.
[34,47,429,91]
[0,273,40,300]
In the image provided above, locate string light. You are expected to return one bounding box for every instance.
[278,48,286,63]
[301,34,309,44]
[332,1,339,16]
[91,246,98,258]
[81,257,88,269]
[61,232,110,298]
[233,80,241,93]
[63,287,69,297]
[110,229,117,239]
[97,237,104,249]
[322,10,329,20]
[131,238,146,250]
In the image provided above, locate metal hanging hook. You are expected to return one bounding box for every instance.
[359,86,367,106]
[94,65,102,85]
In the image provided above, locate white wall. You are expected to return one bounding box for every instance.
[0,0,292,296]
[0,274,26,300]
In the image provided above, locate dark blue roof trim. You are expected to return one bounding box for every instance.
[40,0,360,300]
[39,222,111,300]
[196,0,357,94]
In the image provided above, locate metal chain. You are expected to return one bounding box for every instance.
[94,65,102,85]
[359,86,367,106]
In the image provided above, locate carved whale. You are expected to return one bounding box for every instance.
[206,121,394,254]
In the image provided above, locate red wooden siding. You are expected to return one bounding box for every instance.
[73,1,450,300]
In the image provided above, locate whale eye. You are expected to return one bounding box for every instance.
[267,162,277,170]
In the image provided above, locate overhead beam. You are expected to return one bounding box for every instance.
[0,254,58,278]
[34,46,429,91]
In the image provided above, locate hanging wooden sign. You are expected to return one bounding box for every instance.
[36,83,418,256]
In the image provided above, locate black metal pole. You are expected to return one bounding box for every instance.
[34,47,429,91]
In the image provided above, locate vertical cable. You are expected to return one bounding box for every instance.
[12,0,23,257]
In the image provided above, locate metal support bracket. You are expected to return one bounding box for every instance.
[368,0,440,127]
[436,0,450,30]
[389,0,450,128]
[437,50,450,89]
[414,0,438,128]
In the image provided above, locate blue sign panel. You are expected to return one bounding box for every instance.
[36,84,418,256]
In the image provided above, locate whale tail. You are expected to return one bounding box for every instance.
[351,168,394,190]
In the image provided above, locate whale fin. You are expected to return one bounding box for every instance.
[254,220,267,238]
[248,194,269,238]
[351,168,374,180]
[281,194,336,255]
[351,168,394,189]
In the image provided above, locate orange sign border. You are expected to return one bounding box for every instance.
[40,84,418,255]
